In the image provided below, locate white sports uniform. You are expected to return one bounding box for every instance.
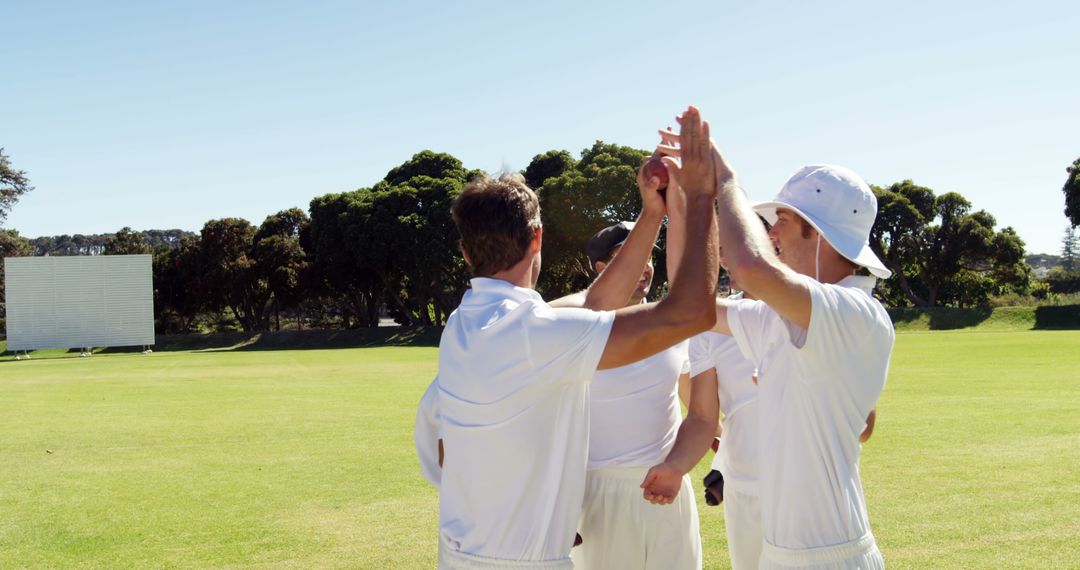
[572,341,701,570]
[416,277,614,569]
[727,275,893,570]
[689,293,763,570]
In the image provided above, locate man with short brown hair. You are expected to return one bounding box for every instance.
[417,116,721,569]
[450,173,541,276]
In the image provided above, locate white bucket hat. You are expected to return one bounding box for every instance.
[753,164,891,279]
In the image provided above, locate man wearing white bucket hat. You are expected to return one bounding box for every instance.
[642,107,893,570]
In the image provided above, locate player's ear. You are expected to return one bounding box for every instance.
[530,226,543,253]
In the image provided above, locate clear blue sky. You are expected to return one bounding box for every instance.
[5,0,1078,254]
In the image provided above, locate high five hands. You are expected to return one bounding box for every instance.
[656,106,737,195]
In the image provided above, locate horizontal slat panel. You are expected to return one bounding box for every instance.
[4,255,156,350]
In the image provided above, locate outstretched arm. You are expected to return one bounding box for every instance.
[598,107,719,369]
[657,116,811,330]
[641,369,720,504]
[549,164,666,310]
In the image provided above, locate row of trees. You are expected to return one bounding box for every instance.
[869,181,1029,307]
[28,229,192,256]
[2,146,1078,333]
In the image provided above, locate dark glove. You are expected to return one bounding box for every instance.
[703,469,724,506]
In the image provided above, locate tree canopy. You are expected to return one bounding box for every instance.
[530,141,655,299]
[104,227,152,255]
[0,148,33,225]
[1064,157,1080,227]
[870,181,1029,307]
[5,144,1052,333]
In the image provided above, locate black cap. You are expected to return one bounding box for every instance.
[586,221,635,267]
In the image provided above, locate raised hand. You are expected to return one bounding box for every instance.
[640,462,683,505]
[656,110,736,191]
[636,154,667,218]
[658,107,715,199]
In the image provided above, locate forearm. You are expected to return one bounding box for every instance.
[715,175,811,328]
[663,415,718,474]
[713,178,775,287]
[665,193,719,323]
[581,209,664,310]
[665,184,687,284]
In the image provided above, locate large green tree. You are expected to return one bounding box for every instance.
[198,218,272,332]
[306,151,476,327]
[104,227,152,255]
[1064,157,1080,227]
[153,234,205,333]
[307,190,383,327]
[253,208,310,330]
[523,149,576,191]
[870,181,1030,307]
[531,141,654,299]
[0,148,33,224]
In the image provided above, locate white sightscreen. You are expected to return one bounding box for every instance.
[4,255,155,350]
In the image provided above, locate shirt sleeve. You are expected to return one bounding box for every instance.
[676,339,691,375]
[521,303,616,385]
[726,298,776,365]
[414,376,442,488]
[801,277,892,377]
[688,333,715,377]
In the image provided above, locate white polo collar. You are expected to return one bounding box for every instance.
[836,275,877,294]
[467,277,544,304]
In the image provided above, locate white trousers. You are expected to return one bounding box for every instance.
[571,466,702,570]
[722,486,763,570]
[759,531,884,570]
[439,540,573,570]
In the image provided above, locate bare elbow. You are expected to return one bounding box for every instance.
[728,255,772,293]
[676,296,716,333]
[662,295,716,333]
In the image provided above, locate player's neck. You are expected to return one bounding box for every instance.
[488,253,540,290]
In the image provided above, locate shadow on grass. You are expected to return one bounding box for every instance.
[888,307,994,330]
[101,327,443,354]
[1033,305,1080,330]
[1,327,443,361]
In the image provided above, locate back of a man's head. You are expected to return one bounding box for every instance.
[451,173,541,277]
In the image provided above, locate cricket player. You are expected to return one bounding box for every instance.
[416,117,720,569]
[686,269,763,570]
[642,107,894,569]
[677,246,878,570]
[570,219,700,570]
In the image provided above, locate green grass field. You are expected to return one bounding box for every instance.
[2,331,1078,569]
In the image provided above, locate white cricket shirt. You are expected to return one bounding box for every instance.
[727,275,893,550]
[436,277,615,562]
[689,294,760,496]
[587,341,689,469]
